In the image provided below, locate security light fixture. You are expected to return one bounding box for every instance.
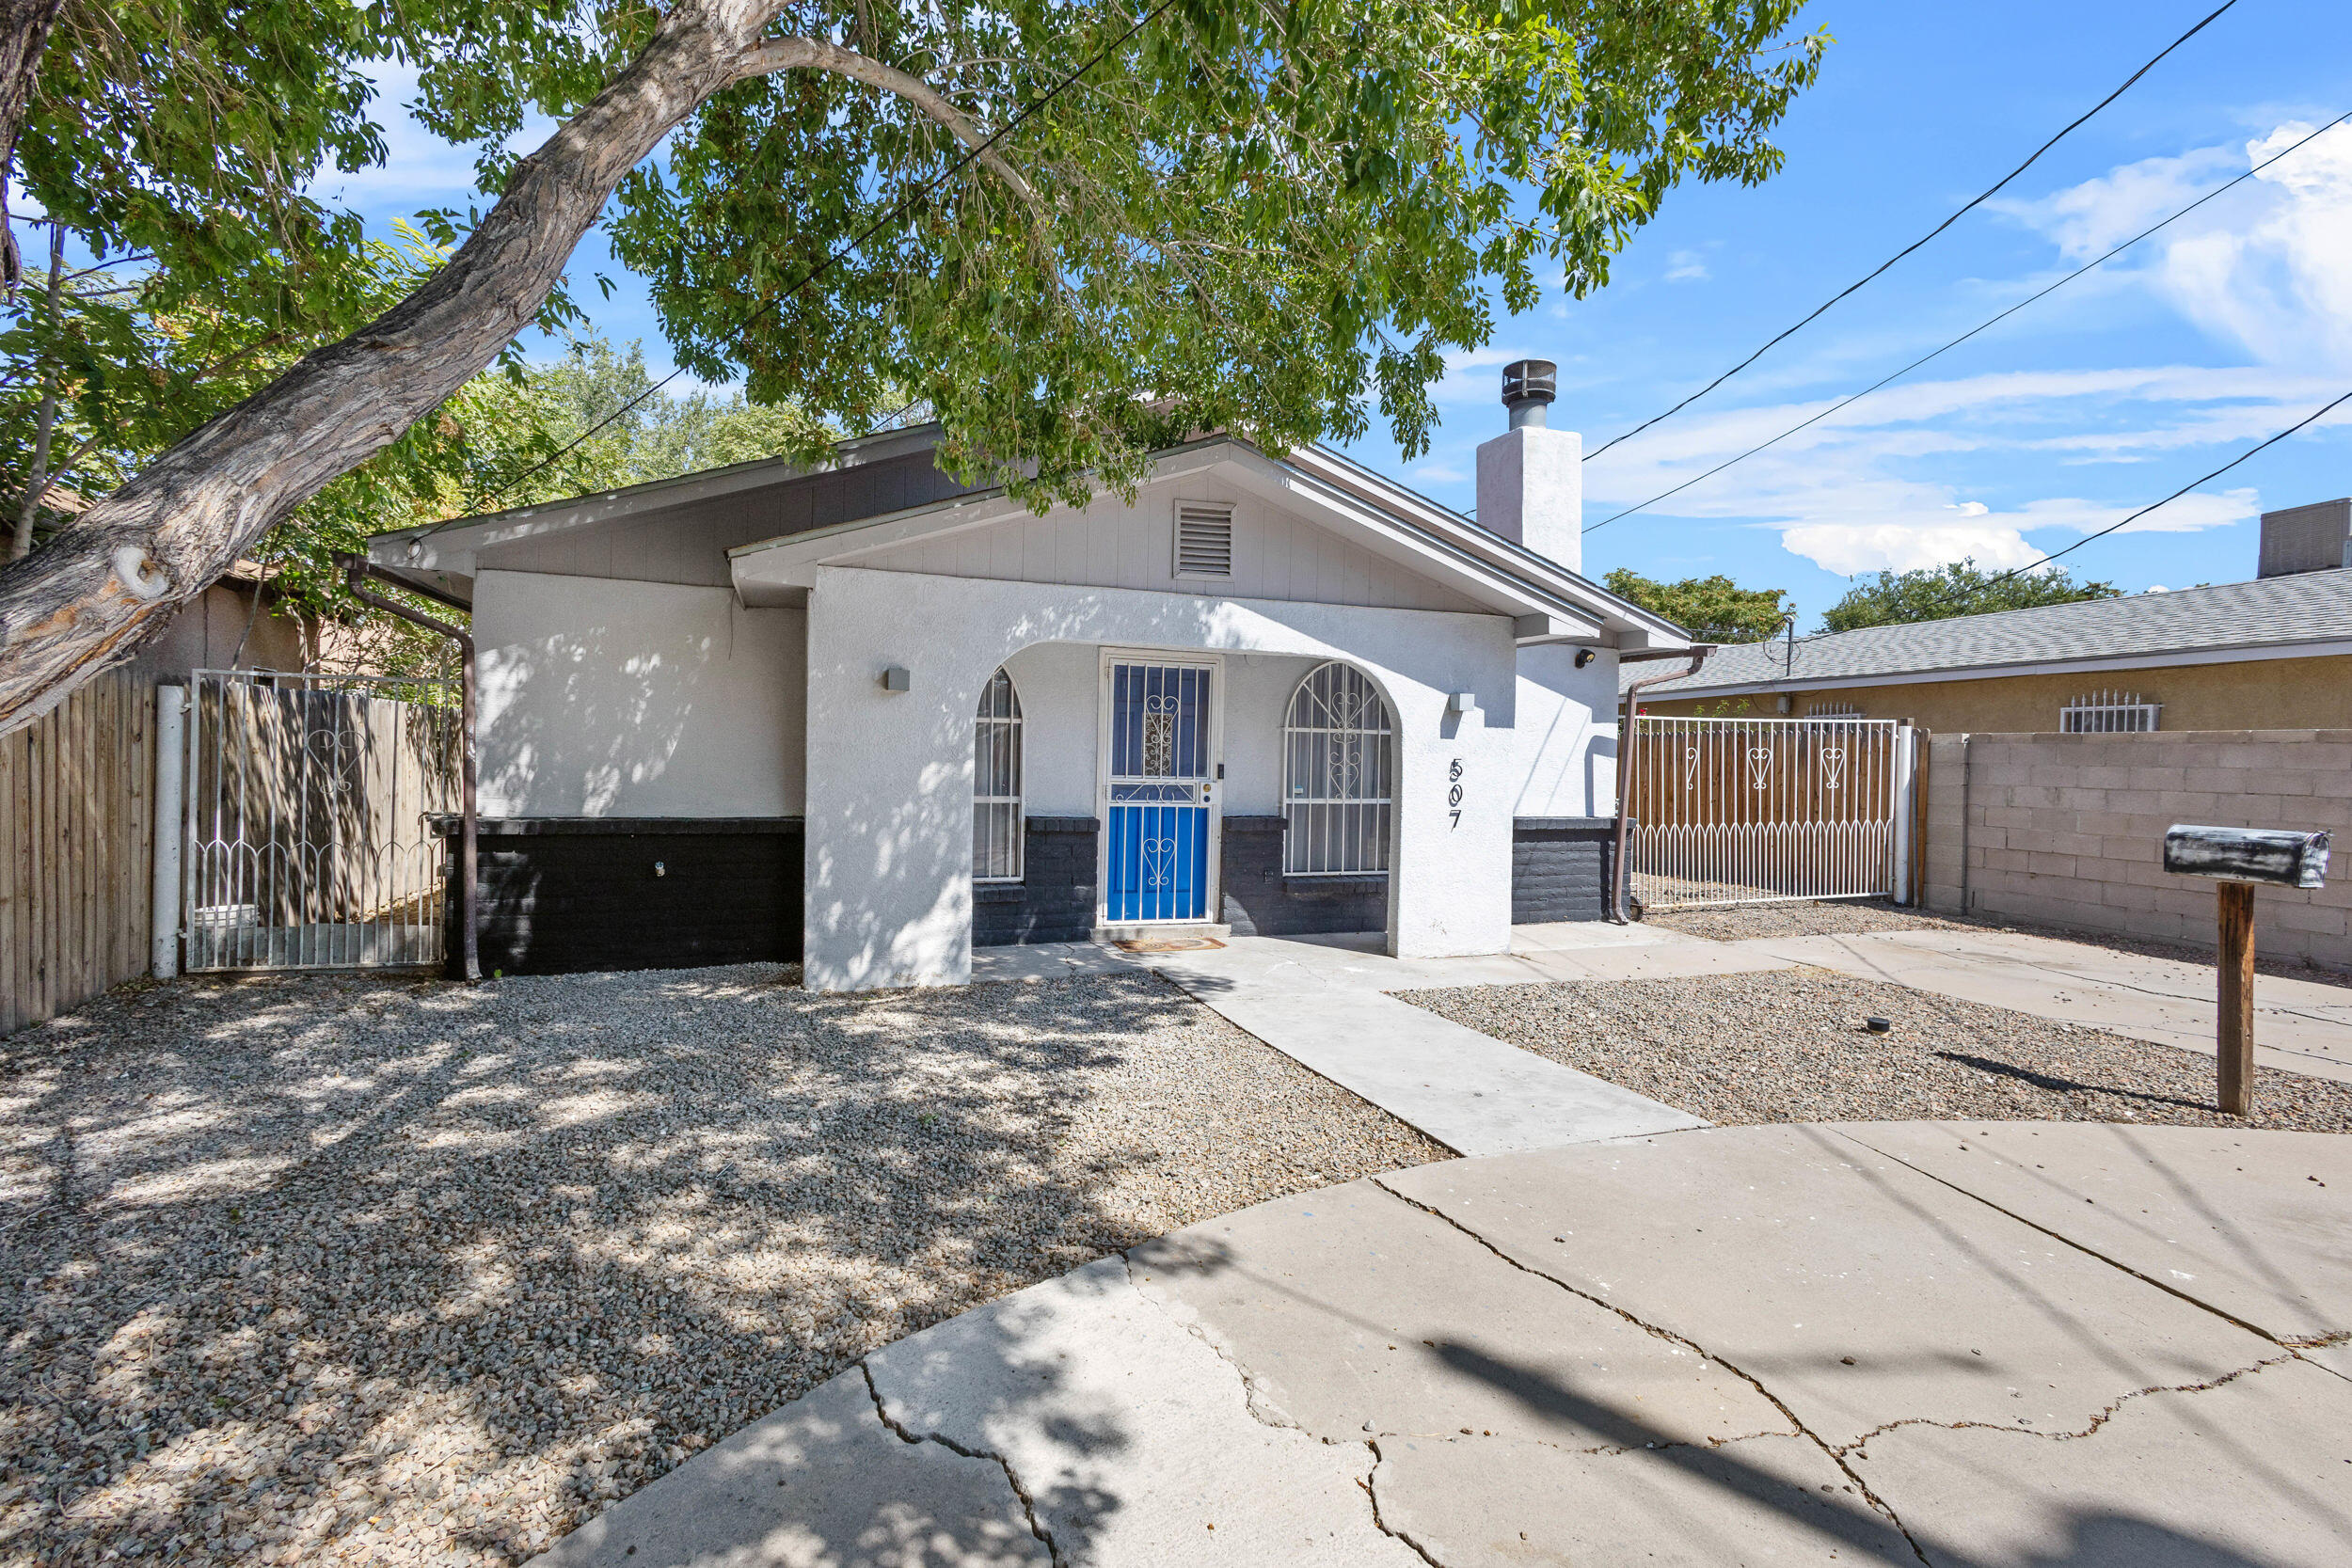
[1449,691,1476,715]
[881,665,912,693]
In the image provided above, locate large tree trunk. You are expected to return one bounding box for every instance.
[0,0,789,732]
[0,0,66,289]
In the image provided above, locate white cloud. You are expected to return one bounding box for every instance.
[319,58,559,214]
[1578,357,2326,575]
[2004,119,2352,367]
[1663,249,1709,283]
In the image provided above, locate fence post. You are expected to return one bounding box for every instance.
[151,684,186,978]
[1891,721,1917,906]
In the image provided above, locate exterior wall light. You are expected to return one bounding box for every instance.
[881,665,913,693]
[1448,691,1476,715]
[1574,648,1597,669]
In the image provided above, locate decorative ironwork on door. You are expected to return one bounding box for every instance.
[1625,715,1913,912]
[183,669,459,970]
[1104,663,1214,922]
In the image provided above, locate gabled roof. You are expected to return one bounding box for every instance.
[371,424,1688,650]
[724,435,1685,646]
[1626,569,2352,697]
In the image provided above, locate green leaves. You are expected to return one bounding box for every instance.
[1603,568,1794,644]
[1820,561,2122,633]
[12,0,1827,548]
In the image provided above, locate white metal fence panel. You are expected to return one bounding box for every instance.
[184,669,459,971]
[1628,715,1912,911]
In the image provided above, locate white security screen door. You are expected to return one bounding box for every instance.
[1102,659,1217,922]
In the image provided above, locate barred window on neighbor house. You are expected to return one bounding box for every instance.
[2060,689,2161,733]
[1806,700,1864,719]
[1283,661,1394,876]
[974,668,1024,880]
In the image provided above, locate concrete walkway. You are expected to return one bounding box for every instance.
[973,925,1783,1154]
[1742,927,2352,1086]
[535,1123,2352,1568]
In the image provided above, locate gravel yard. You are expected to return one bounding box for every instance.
[1644,897,1971,943]
[1646,897,2352,988]
[1401,968,2352,1133]
[0,966,1442,1568]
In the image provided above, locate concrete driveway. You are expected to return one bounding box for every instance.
[535,1122,2352,1567]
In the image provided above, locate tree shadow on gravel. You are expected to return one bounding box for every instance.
[0,963,1427,1568]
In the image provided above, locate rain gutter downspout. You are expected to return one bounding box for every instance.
[1610,644,1713,925]
[340,554,481,981]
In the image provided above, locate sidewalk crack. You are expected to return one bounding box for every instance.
[1360,1442,1448,1567]
[857,1361,1062,1567]
[1119,1252,1315,1436]
[1370,1176,1931,1566]
[1840,1352,2300,1458]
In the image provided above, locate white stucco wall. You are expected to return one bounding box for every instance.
[1511,645,1620,819]
[473,569,804,816]
[1222,653,1327,816]
[803,565,1518,990]
[998,641,1099,816]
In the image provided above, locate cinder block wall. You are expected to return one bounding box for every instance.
[1922,730,2352,970]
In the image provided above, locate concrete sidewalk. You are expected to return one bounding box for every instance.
[1742,927,2352,1086]
[535,1123,2352,1568]
[974,926,1774,1154]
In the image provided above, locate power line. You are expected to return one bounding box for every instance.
[423,0,1178,538]
[1747,388,2352,668]
[1583,0,2243,465]
[1585,111,2351,535]
[1980,387,2352,588]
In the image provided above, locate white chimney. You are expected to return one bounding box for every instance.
[1474,358,1581,574]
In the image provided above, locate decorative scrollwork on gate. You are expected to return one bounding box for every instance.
[1820,747,1846,792]
[1745,747,1773,791]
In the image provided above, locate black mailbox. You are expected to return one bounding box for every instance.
[2162,825,2330,889]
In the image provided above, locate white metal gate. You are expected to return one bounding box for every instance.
[183,669,459,971]
[1626,715,1915,912]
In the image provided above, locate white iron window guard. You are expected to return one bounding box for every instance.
[2059,689,2160,733]
[1282,660,1393,876]
[974,667,1025,881]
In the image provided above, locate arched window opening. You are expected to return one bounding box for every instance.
[974,668,1024,880]
[1283,662,1393,876]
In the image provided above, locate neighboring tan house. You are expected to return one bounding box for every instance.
[1631,498,2352,735]
[368,362,1689,992]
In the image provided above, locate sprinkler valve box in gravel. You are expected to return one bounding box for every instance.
[367,365,1676,988]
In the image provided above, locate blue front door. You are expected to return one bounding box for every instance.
[1104,661,1215,922]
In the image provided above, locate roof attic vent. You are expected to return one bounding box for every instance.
[1502,358,1558,429]
[1174,501,1234,578]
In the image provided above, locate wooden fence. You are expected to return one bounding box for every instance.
[1,667,157,1034]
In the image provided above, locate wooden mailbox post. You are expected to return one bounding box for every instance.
[2162,825,2331,1117]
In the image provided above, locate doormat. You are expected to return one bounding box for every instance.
[1115,936,1227,953]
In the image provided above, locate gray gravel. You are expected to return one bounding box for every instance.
[1646,897,2352,989]
[1644,898,1972,943]
[1401,968,2352,1133]
[0,965,1442,1568]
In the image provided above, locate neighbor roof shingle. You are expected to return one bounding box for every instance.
[1626,569,2352,695]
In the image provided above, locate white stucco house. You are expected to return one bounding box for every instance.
[367,361,1692,991]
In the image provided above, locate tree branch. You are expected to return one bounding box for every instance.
[738,36,1041,211]
[0,0,794,731]
[0,0,67,291]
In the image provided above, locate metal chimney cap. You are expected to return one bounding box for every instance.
[1502,359,1558,408]
[1502,359,1557,428]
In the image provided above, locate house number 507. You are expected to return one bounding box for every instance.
[1448,758,1464,828]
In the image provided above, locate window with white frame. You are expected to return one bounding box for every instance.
[2059,689,2160,733]
[1283,661,1393,875]
[973,668,1024,880]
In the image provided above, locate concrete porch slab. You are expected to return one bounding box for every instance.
[532,1126,2352,1568]
[1834,1120,2352,1353]
[1379,1125,2278,1449]
[534,1369,1049,1568]
[1854,1355,2352,1567]
[1739,929,2352,1085]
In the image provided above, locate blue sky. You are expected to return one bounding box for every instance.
[300,3,2352,622]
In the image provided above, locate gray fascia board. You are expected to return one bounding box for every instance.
[367,423,947,566]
